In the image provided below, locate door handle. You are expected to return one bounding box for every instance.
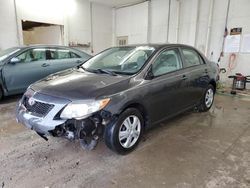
[41,63,50,67]
[182,74,188,80]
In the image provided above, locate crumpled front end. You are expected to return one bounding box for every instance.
[16,88,113,150]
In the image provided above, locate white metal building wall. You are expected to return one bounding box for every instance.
[0,0,19,50]
[0,0,113,55]
[114,0,250,79]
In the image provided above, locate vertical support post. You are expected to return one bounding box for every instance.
[90,2,94,54]
[166,0,171,43]
[13,0,22,45]
[176,0,181,43]
[147,0,151,43]
[221,0,231,54]
[205,0,215,57]
[112,8,116,46]
[194,0,201,47]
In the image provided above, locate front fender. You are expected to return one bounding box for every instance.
[103,90,148,116]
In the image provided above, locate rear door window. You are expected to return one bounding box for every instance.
[49,48,80,60]
[181,48,203,68]
[70,51,80,58]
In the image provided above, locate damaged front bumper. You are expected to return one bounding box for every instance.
[16,105,66,135]
[16,90,70,135]
[16,90,113,149]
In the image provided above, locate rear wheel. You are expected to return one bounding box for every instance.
[198,84,215,112]
[104,108,144,155]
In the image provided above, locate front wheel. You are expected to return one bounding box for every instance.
[198,84,215,112]
[104,108,144,155]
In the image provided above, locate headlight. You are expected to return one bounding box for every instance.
[60,98,110,120]
[25,88,35,97]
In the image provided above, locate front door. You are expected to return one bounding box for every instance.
[2,48,50,94]
[144,48,190,124]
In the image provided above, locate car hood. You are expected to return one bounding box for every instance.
[31,68,132,100]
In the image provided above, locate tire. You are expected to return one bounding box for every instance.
[198,84,215,112]
[104,108,144,155]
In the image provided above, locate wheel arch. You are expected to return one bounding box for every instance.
[119,102,149,127]
[209,79,216,92]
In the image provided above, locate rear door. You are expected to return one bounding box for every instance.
[144,48,191,123]
[180,48,209,105]
[46,48,83,75]
[2,48,50,94]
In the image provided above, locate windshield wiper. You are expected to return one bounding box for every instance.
[78,66,117,76]
[111,71,133,75]
[95,69,117,76]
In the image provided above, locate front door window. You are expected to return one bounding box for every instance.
[16,48,46,63]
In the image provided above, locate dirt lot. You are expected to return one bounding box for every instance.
[0,94,250,188]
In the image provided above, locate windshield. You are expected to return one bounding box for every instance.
[82,46,155,75]
[0,47,20,61]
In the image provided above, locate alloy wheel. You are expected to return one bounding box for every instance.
[118,115,141,148]
[205,88,214,108]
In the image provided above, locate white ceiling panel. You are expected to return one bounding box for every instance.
[90,0,145,7]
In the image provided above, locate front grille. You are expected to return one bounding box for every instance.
[23,96,54,117]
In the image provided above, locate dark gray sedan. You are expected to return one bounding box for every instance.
[0,45,91,99]
[16,44,219,154]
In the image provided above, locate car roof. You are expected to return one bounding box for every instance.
[16,43,195,51]
[115,43,196,50]
[115,43,209,62]
[17,44,77,49]
[14,45,91,56]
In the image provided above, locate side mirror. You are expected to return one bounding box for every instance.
[10,57,20,64]
[145,66,154,80]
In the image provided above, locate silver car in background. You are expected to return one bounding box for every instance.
[0,45,91,100]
